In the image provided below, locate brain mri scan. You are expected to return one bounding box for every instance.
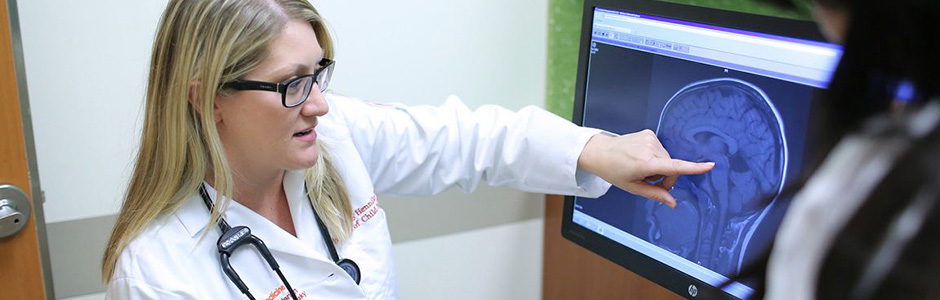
[649,78,788,277]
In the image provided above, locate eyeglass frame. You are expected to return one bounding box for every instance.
[219,58,335,108]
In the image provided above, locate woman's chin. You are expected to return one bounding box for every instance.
[288,152,319,170]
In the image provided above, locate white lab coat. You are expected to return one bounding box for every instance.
[106,93,612,299]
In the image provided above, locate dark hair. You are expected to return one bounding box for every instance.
[766,0,939,156]
[727,0,940,298]
[815,116,940,299]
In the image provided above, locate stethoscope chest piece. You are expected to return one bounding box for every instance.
[337,258,361,284]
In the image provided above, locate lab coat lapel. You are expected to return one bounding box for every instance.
[283,169,337,264]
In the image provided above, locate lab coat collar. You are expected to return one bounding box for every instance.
[173,170,332,262]
[175,190,211,238]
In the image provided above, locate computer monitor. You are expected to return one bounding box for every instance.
[561,1,843,299]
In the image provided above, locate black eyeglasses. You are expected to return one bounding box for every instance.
[220,59,335,108]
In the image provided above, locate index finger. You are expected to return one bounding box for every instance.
[646,158,715,176]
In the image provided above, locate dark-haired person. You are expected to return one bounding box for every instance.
[742,0,940,299]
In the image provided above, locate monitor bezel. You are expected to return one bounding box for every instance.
[562,1,829,299]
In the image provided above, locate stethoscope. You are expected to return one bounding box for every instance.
[199,184,360,300]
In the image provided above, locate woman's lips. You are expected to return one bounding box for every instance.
[293,126,317,142]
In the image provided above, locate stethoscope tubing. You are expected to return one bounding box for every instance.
[199,183,358,300]
[200,185,301,300]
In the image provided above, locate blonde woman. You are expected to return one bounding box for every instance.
[102,0,714,299]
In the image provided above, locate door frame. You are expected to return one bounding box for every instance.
[6,0,55,298]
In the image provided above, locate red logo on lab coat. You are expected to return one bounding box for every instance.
[352,195,379,230]
[265,285,307,300]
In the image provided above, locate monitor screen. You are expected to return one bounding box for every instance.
[563,1,842,299]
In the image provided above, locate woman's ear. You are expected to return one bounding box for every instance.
[188,81,223,123]
[211,96,223,123]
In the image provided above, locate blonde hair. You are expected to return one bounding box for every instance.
[102,0,353,282]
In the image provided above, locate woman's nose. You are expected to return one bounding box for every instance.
[301,86,329,117]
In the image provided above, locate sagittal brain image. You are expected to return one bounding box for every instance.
[649,78,788,277]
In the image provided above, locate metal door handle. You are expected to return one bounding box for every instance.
[0,184,31,239]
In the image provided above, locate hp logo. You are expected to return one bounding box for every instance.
[688,284,699,297]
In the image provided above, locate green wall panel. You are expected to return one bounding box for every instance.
[545,0,811,118]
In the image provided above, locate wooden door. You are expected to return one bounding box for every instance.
[0,0,48,298]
